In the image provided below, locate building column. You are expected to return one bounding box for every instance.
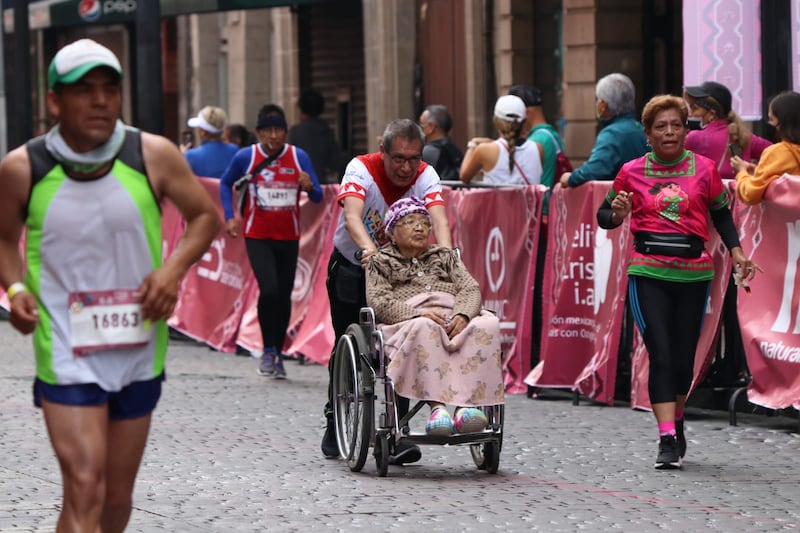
[268,8,300,124]
[361,0,416,148]
[188,13,224,114]
[223,9,272,127]
[562,0,643,165]
[463,0,488,141]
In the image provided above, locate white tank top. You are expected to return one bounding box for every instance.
[484,138,542,185]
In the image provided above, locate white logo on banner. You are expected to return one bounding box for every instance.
[292,258,312,302]
[197,238,245,290]
[593,227,613,314]
[485,227,505,293]
[772,219,800,334]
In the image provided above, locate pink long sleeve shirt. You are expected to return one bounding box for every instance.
[685,120,772,180]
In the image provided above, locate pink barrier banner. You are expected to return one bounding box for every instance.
[167,180,340,362]
[448,185,545,394]
[629,198,732,411]
[167,179,255,352]
[526,182,630,405]
[794,3,800,92]
[735,175,800,409]
[234,186,340,364]
[683,0,763,120]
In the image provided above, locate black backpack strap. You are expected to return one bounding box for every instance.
[26,136,59,189]
[116,128,146,174]
[235,145,283,215]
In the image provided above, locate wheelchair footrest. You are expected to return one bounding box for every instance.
[396,431,501,446]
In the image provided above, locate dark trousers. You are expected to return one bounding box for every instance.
[245,238,299,352]
[628,275,709,404]
[324,250,366,416]
[323,249,409,419]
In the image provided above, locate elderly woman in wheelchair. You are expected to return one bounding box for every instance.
[366,196,505,434]
[332,197,504,475]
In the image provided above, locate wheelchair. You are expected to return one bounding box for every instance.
[331,307,504,477]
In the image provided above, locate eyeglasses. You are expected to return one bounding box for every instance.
[389,154,422,167]
[397,217,431,230]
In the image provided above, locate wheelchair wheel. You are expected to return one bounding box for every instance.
[374,432,390,477]
[470,441,500,474]
[332,324,374,472]
[470,404,503,474]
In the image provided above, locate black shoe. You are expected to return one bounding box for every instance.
[654,434,682,470]
[675,419,686,459]
[321,417,339,459]
[389,440,422,465]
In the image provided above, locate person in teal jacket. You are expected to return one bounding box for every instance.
[560,73,648,188]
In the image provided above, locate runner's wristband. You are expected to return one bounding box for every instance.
[7,282,28,301]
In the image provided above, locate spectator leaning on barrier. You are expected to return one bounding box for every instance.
[596,94,759,470]
[321,118,453,465]
[287,89,344,184]
[182,106,239,179]
[460,94,544,185]
[732,91,800,205]
[508,84,565,191]
[0,38,220,530]
[560,73,648,188]
[684,81,772,180]
[219,104,323,379]
[419,104,463,181]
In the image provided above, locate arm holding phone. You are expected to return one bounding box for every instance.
[730,154,756,176]
[729,142,756,176]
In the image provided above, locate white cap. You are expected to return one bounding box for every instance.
[187,106,226,134]
[493,94,526,123]
[48,39,122,90]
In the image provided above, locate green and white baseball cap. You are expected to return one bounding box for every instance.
[48,39,123,90]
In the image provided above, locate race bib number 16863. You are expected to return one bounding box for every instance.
[68,289,150,357]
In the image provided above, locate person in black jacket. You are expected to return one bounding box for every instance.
[287,89,344,184]
[419,104,463,181]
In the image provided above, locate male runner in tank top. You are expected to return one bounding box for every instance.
[0,39,220,532]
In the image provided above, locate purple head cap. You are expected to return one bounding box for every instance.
[383,196,431,237]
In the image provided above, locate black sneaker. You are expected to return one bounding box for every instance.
[675,419,686,459]
[272,355,287,380]
[389,440,422,465]
[321,417,339,459]
[654,434,682,470]
[257,352,275,376]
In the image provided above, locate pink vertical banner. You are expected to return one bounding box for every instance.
[167,178,253,352]
[235,185,341,360]
[282,187,341,365]
[734,175,800,409]
[793,1,800,92]
[683,0,763,120]
[453,186,545,394]
[526,182,630,405]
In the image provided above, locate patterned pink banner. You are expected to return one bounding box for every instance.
[446,186,545,394]
[735,175,800,409]
[794,2,800,92]
[683,0,763,120]
[526,182,629,405]
[167,180,339,363]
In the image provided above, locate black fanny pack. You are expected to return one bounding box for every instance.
[633,232,704,258]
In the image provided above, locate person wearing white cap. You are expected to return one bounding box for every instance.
[182,106,239,179]
[0,38,220,531]
[459,94,544,185]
